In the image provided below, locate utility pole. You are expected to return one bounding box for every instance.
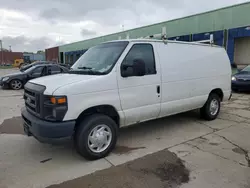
[0,40,3,65]
[9,45,11,52]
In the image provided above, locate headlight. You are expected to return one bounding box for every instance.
[44,95,68,121]
[2,77,9,82]
[232,76,236,81]
[50,96,67,104]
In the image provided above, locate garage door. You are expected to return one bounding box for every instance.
[234,37,250,65]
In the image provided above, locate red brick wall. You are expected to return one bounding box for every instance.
[45,47,59,62]
[0,51,23,65]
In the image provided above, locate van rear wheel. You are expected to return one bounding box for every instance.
[200,93,221,121]
[75,114,118,160]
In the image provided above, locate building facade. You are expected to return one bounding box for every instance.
[0,51,23,65]
[47,2,250,66]
[45,47,59,62]
[23,52,45,62]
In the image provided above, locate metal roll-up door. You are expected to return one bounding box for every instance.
[234,37,250,65]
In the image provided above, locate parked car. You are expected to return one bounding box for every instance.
[0,64,68,90]
[21,39,231,160]
[58,63,71,69]
[232,65,250,91]
[19,61,54,72]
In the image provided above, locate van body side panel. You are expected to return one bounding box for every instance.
[56,72,124,125]
[157,43,231,117]
[66,90,124,125]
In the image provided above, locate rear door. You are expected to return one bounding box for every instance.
[48,65,63,75]
[117,42,161,126]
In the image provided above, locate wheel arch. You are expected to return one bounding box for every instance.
[209,88,224,101]
[75,105,120,130]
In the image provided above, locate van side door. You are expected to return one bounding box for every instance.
[117,42,161,126]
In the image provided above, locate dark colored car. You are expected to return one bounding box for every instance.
[232,65,250,91]
[58,63,72,69]
[0,64,69,90]
[20,61,55,72]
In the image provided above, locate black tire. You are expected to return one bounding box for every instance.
[200,93,221,121]
[9,79,23,90]
[75,114,118,160]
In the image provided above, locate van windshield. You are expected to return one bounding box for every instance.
[70,41,129,75]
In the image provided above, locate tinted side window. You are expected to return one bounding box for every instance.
[122,44,156,76]
[48,66,61,75]
[31,66,44,76]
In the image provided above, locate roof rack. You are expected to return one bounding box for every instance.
[141,26,167,42]
[137,26,214,45]
[190,34,214,45]
[143,33,167,40]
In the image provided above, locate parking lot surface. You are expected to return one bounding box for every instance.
[1,68,250,188]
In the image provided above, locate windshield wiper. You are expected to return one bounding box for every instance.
[77,66,93,70]
[69,69,105,75]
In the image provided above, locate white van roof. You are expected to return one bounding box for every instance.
[103,39,222,48]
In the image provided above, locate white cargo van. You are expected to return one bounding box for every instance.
[22,39,231,160]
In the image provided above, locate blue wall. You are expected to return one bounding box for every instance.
[169,31,224,46]
[65,49,88,64]
[169,26,250,65]
[193,30,224,46]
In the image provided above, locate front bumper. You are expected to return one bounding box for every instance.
[0,80,9,88]
[21,108,75,144]
[232,81,250,91]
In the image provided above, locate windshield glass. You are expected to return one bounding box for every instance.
[242,65,250,72]
[71,41,129,75]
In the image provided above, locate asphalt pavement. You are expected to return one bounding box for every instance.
[1,68,250,188]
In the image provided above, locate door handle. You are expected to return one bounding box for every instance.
[157,85,160,94]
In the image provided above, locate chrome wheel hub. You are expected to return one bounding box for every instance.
[210,99,219,116]
[88,124,112,153]
[11,80,22,90]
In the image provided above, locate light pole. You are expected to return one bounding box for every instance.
[0,40,3,65]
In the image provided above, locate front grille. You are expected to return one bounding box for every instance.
[24,88,38,115]
[25,89,35,97]
[24,82,46,118]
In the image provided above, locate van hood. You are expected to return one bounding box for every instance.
[29,73,97,94]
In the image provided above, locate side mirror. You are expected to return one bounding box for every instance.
[121,64,132,77]
[28,72,33,78]
[121,59,146,77]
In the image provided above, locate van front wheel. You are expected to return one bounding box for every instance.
[200,93,221,121]
[75,114,118,160]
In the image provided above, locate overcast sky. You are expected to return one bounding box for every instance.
[0,0,249,52]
